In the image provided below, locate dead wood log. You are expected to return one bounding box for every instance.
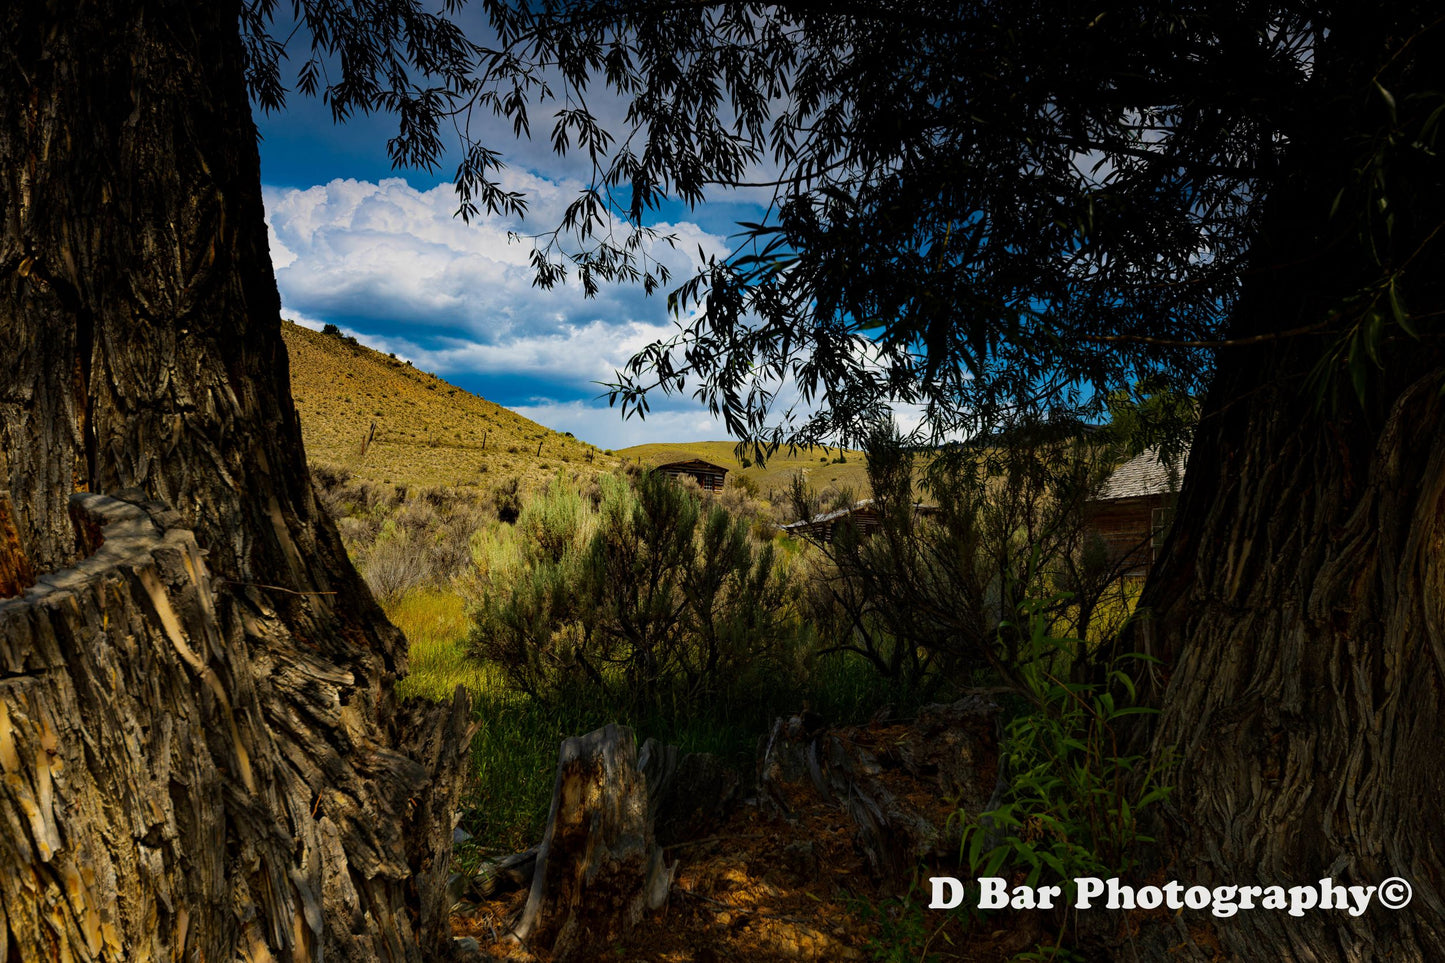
[759,697,1000,885]
[455,846,540,903]
[458,739,736,916]
[514,724,670,960]
[638,738,739,847]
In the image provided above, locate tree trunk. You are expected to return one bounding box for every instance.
[1144,363,1445,960]
[0,2,470,960]
[1138,12,1445,957]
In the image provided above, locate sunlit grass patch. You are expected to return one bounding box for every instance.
[388,588,494,702]
[386,580,799,855]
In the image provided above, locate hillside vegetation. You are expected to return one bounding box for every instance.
[283,319,874,511]
[282,339,1153,962]
[619,439,871,505]
[282,320,620,490]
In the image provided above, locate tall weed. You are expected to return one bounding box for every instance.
[959,599,1173,894]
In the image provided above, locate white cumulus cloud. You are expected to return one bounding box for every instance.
[262,174,734,445]
[264,174,725,340]
[508,400,732,451]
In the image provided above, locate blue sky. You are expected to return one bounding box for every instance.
[256,93,764,449]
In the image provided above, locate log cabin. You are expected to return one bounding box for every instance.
[654,458,730,492]
[1084,446,1189,580]
[782,499,938,544]
[781,499,884,543]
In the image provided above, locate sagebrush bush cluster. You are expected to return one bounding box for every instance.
[313,464,492,602]
[467,471,805,716]
[317,435,1174,905]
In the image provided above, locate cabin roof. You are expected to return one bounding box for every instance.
[656,459,729,474]
[1095,446,1189,501]
[781,499,936,530]
[782,499,877,531]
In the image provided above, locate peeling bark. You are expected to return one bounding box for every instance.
[1133,14,1445,956]
[0,3,470,959]
[1139,363,1445,961]
[0,494,473,960]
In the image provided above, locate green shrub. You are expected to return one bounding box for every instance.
[493,477,523,523]
[359,523,429,603]
[516,473,593,562]
[958,600,1173,899]
[798,424,1126,697]
[729,472,761,498]
[468,470,803,717]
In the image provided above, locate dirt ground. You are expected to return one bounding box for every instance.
[452,709,1061,962]
[453,799,1058,962]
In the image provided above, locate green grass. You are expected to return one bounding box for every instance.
[385,584,790,857]
[390,588,494,702]
[455,692,772,857]
[461,696,587,854]
[387,587,567,853]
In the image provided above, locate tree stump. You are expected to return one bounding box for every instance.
[514,724,670,960]
[638,738,739,847]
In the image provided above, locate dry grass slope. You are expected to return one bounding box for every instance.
[282,321,621,490]
[618,440,873,502]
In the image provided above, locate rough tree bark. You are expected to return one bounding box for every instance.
[514,725,670,961]
[1137,11,1445,958]
[0,2,470,960]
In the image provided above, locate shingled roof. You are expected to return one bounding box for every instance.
[781,499,877,533]
[1096,446,1189,501]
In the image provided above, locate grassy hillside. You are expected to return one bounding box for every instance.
[282,319,872,504]
[282,320,620,490]
[618,440,872,504]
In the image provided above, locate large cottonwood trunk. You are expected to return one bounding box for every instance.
[1137,9,1445,958]
[1143,350,1445,961]
[0,2,470,960]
